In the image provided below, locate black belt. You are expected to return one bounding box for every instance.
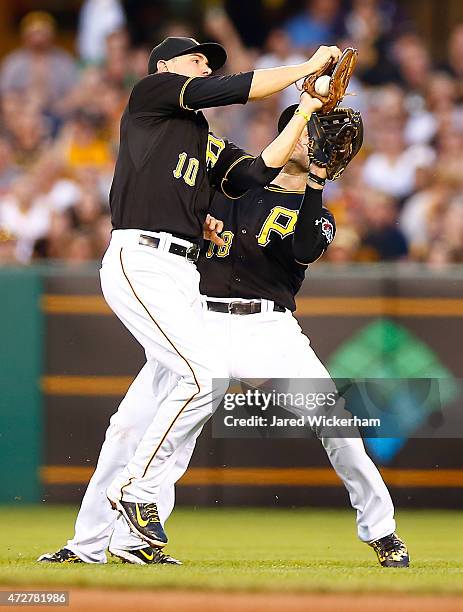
[206,300,285,315]
[139,234,200,262]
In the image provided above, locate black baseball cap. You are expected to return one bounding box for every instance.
[278,104,300,134]
[148,37,227,74]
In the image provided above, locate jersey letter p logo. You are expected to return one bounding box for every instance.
[257,206,298,247]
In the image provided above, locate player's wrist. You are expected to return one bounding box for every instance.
[309,163,327,179]
[294,107,312,123]
[307,176,325,190]
[307,164,326,189]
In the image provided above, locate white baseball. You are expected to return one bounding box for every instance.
[314,75,331,96]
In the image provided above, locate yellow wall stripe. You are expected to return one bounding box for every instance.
[40,466,463,488]
[42,295,463,317]
[42,295,111,315]
[42,376,133,396]
[296,297,463,317]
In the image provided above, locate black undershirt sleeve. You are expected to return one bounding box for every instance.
[292,187,336,265]
[221,155,281,199]
[210,139,282,199]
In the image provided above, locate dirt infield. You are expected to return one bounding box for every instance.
[16,588,463,612]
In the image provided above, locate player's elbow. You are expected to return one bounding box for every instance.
[292,244,323,265]
[246,156,281,186]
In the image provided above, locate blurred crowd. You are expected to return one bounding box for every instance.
[1,0,463,267]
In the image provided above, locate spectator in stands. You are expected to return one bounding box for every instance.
[435,129,463,189]
[255,29,306,111]
[64,110,112,170]
[34,209,74,260]
[399,172,454,260]
[362,118,435,201]
[0,1,462,268]
[438,198,463,262]
[0,177,51,262]
[31,153,81,214]
[427,241,456,267]
[0,229,18,265]
[0,12,77,112]
[284,0,342,50]
[77,0,126,64]
[444,23,463,101]
[403,72,460,147]
[359,190,408,261]
[342,0,401,85]
[129,46,150,82]
[0,139,19,194]
[93,213,112,258]
[392,33,432,99]
[325,226,361,263]
[102,30,132,90]
[4,103,50,168]
[64,229,95,265]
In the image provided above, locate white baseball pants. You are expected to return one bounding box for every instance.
[67,361,184,562]
[100,230,228,505]
[67,263,395,561]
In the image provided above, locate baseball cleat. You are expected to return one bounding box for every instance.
[369,533,410,567]
[37,548,84,563]
[107,494,168,548]
[109,545,182,565]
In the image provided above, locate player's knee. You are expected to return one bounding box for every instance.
[106,420,141,447]
[193,372,229,398]
[179,367,228,414]
[191,358,228,388]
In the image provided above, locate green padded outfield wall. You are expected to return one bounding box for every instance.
[0,268,43,503]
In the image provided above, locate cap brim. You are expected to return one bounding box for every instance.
[173,42,227,71]
[278,104,299,134]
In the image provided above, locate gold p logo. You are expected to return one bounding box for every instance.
[257,206,298,246]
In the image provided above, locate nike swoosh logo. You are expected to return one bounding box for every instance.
[140,549,154,561]
[135,504,149,528]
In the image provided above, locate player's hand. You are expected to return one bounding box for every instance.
[203,214,225,246]
[299,91,323,114]
[307,45,341,74]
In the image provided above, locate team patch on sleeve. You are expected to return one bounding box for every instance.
[316,217,335,244]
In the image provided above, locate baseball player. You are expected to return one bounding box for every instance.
[193,105,410,568]
[103,37,342,549]
[38,34,335,563]
[105,104,409,568]
[41,102,409,568]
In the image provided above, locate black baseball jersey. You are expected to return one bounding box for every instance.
[198,184,336,311]
[109,71,259,240]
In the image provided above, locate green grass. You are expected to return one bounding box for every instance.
[0,506,462,594]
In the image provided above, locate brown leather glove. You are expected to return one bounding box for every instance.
[303,47,358,114]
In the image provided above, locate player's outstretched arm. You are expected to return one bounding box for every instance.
[293,164,336,265]
[132,46,340,115]
[209,93,322,199]
[248,46,341,100]
[261,93,321,168]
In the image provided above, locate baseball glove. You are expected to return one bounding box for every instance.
[308,108,363,180]
[303,47,358,114]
